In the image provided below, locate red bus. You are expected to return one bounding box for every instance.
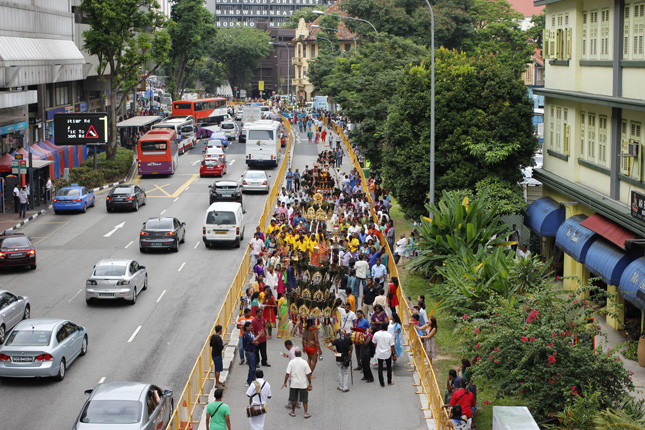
[137,129,178,176]
[172,98,228,124]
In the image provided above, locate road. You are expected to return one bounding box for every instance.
[0,134,283,430]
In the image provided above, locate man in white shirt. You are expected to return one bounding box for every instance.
[394,233,408,264]
[372,321,396,387]
[348,221,361,236]
[246,369,272,429]
[249,233,264,266]
[264,265,278,296]
[282,349,312,418]
[517,244,531,259]
[339,303,356,333]
[354,254,369,297]
[45,178,52,202]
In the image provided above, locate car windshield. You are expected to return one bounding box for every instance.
[216,184,237,190]
[59,188,81,196]
[206,211,236,225]
[140,141,168,152]
[221,123,235,129]
[80,400,142,424]
[145,219,173,230]
[212,133,226,138]
[112,187,133,194]
[5,330,51,346]
[245,172,265,179]
[0,236,31,248]
[248,130,273,140]
[204,160,220,167]
[94,264,127,277]
[206,148,223,154]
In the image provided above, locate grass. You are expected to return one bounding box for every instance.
[391,200,525,430]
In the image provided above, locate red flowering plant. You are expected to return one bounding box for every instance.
[455,279,632,419]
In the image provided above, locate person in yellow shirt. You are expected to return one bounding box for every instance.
[266,219,279,235]
[349,232,360,254]
[308,234,317,254]
[346,287,356,314]
[298,236,309,253]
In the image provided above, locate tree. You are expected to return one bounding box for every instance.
[166,0,217,100]
[527,12,546,49]
[308,35,427,168]
[210,27,273,91]
[462,0,533,75]
[382,48,537,219]
[81,0,170,160]
[282,7,327,28]
[193,58,225,94]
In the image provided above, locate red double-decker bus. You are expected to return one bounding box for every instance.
[172,98,228,124]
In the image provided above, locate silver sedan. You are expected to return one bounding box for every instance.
[0,318,88,381]
[85,259,148,305]
[241,170,270,193]
[0,290,30,344]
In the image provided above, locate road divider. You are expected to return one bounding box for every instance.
[164,114,294,430]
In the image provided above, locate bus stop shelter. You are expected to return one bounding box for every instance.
[117,116,163,149]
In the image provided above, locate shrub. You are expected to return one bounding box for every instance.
[54,147,133,190]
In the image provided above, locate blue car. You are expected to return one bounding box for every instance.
[209,132,229,148]
[53,184,95,214]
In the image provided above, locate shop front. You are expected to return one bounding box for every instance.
[44,105,74,141]
[0,121,28,154]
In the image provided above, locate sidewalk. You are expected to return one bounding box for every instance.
[0,204,48,234]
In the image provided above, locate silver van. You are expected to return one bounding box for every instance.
[202,202,244,248]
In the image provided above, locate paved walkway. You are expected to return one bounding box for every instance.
[196,120,431,430]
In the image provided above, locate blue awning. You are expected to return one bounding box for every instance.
[524,197,565,237]
[585,238,641,285]
[555,215,598,263]
[619,257,645,311]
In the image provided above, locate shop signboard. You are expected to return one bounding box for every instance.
[53,113,108,145]
[631,191,645,221]
[0,121,28,135]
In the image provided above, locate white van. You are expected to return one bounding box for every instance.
[202,202,245,248]
[245,120,281,168]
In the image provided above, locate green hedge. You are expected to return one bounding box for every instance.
[53,148,133,190]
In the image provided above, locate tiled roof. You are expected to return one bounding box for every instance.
[508,0,544,17]
[533,48,544,66]
[292,1,358,42]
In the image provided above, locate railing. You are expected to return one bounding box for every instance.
[325,117,448,429]
[165,114,293,430]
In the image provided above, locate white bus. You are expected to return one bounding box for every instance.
[151,116,196,154]
[245,120,281,168]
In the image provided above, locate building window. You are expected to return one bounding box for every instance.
[625,6,631,56]
[563,109,570,155]
[635,3,645,58]
[545,13,571,59]
[580,112,586,157]
[549,106,555,149]
[621,119,631,174]
[588,113,597,161]
[312,44,317,57]
[583,11,588,57]
[590,10,599,58]
[601,9,610,58]
[598,115,608,164]
[556,107,563,151]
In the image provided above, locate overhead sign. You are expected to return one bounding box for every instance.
[53,113,108,145]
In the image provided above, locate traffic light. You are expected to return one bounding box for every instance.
[233,86,238,97]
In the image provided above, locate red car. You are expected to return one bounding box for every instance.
[200,158,227,177]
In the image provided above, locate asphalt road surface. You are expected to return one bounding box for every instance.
[0,135,284,430]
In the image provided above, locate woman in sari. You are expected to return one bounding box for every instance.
[277,294,290,338]
[250,291,262,317]
[263,289,277,339]
[275,263,285,299]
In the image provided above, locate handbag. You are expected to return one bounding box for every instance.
[245,381,268,417]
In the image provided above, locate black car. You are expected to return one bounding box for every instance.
[0,233,36,270]
[140,217,186,252]
[106,184,147,212]
[209,180,243,207]
[239,127,247,143]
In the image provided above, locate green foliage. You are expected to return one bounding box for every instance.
[57,148,134,189]
[462,0,533,75]
[544,391,608,430]
[406,188,511,278]
[166,0,217,100]
[527,12,546,49]
[282,7,327,28]
[382,48,537,219]
[210,27,273,90]
[192,58,225,94]
[340,0,474,49]
[456,283,633,418]
[80,0,170,160]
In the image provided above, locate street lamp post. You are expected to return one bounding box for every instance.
[312,10,378,45]
[311,24,356,55]
[315,36,334,50]
[269,41,293,99]
[423,0,435,216]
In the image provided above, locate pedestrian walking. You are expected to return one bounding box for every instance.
[12,185,19,213]
[294,168,301,192]
[302,318,321,374]
[282,349,312,418]
[210,325,228,389]
[336,134,341,149]
[45,178,52,202]
[18,186,28,218]
[509,224,520,253]
[237,308,254,365]
[360,326,375,383]
[246,369,271,430]
[286,168,293,192]
[252,308,270,367]
[307,130,313,143]
[206,388,231,430]
[327,329,353,392]
[243,322,259,386]
[336,147,343,168]
[373,321,396,387]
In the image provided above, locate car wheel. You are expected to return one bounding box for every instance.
[143,196,147,206]
[90,198,95,208]
[134,200,139,211]
[29,263,36,270]
[54,358,66,381]
[143,275,148,291]
[23,305,30,320]
[80,335,88,356]
[180,232,185,244]
[107,207,113,213]
[234,238,241,248]
[130,288,137,305]
[172,240,179,252]
[200,174,204,178]
[82,203,87,213]
[86,298,93,305]
[140,247,145,253]
[0,324,5,344]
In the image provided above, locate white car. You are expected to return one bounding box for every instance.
[241,170,270,193]
[220,121,238,141]
[205,147,226,164]
[85,259,148,305]
[0,290,30,344]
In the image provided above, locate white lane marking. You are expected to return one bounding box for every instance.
[192,177,199,183]
[192,160,201,166]
[178,262,186,272]
[173,197,179,202]
[68,289,82,303]
[99,376,106,384]
[156,290,167,303]
[104,221,126,237]
[186,187,190,191]
[125,240,133,249]
[127,326,142,343]
[160,209,166,215]
[194,241,200,249]
[229,159,236,166]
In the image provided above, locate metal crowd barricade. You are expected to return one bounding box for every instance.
[164,115,294,430]
[325,117,448,429]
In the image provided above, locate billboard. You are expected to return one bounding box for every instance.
[53,113,108,145]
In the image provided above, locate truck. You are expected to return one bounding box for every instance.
[313,96,328,111]
[242,106,261,125]
[245,120,281,168]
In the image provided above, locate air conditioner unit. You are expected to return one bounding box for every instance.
[629,141,640,157]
